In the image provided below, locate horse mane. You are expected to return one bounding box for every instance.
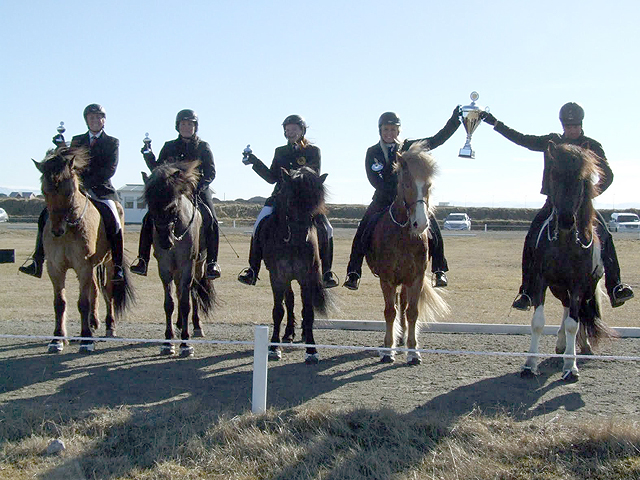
[551,143,603,199]
[279,166,327,217]
[38,147,90,190]
[394,141,438,216]
[144,160,201,210]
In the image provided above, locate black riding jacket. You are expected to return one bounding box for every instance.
[251,142,321,207]
[493,121,613,197]
[366,109,461,206]
[70,131,120,202]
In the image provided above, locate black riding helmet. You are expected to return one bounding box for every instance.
[175,109,198,132]
[83,104,106,120]
[282,114,307,135]
[559,102,584,126]
[378,112,401,130]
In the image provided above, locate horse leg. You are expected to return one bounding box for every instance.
[77,270,98,354]
[191,288,204,338]
[555,307,570,354]
[560,300,581,381]
[178,280,194,357]
[282,285,296,343]
[405,281,422,365]
[98,265,116,338]
[397,287,408,347]
[48,268,67,354]
[379,281,398,363]
[269,280,286,360]
[300,282,318,364]
[161,281,175,355]
[522,305,546,376]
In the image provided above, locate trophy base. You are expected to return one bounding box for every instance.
[458,147,475,159]
[242,158,252,165]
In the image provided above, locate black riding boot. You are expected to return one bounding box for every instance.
[344,226,367,290]
[321,237,339,288]
[429,216,448,287]
[599,222,634,307]
[205,219,221,279]
[512,230,536,311]
[109,229,125,283]
[18,208,47,278]
[130,213,153,276]
[238,234,261,285]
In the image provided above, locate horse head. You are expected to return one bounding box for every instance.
[34,147,90,237]
[277,166,327,242]
[143,160,200,250]
[394,141,437,235]
[547,142,601,238]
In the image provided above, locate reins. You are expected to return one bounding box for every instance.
[389,198,427,228]
[172,196,197,241]
[64,192,90,227]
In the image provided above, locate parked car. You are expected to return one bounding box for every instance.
[0,208,8,223]
[608,212,640,232]
[443,212,471,231]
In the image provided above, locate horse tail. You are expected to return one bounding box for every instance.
[311,272,329,316]
[193,277,217,317]
[417,273,450,325]
[113,266,135,319]
[578,280,618,349]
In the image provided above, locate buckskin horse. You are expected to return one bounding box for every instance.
[35,147,134,353]
[366,141,449,365]
[258,166,329,364]
[522,142,616,381]
[143,161,216,357]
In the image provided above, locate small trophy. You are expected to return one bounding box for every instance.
[242,144,253,165]
[142,132,152,154]
[458,91,488,159]
[53,121,66,146]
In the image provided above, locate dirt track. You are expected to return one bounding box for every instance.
[1,319,639,425]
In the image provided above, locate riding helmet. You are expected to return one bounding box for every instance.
[83,104,106,120]
[282,114,307,135]
[559,102,584,125]
[378,112,401,128]
[175,109,199,132]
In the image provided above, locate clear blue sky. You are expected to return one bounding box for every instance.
[1,1,638,209]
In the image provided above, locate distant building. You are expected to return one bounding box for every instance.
[9,192,21,198]
[21,192,36,199]
[117,184,147,223]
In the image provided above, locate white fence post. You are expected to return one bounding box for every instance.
[484,224,487,232]
[252,325,269,414]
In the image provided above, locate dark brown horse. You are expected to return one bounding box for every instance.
[259,166,329,364]
[143,161,216,357]
[523,142,615,381]
[35,147,133,353]
[366,142,449,365]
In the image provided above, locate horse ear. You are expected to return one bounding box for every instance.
[33,159,44,173]
[547,141,558,159]
[319,173,328,184]
[142,171,149,185]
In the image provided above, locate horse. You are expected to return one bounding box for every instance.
[142,160,216,357]
[34,147,133,354]
[365,141,449,365]
[522,142,616,381]
[259,166,329,364]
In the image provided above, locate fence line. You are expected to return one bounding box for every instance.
[2,328,640,414]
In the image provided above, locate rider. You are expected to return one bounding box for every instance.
[237,114,339,288]
[482,102,634,309]
[343,108,461,290]
[129,109,221,279]
[19,103,125,282]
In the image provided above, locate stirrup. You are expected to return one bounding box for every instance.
[206,261,221,280]
[433,271,448,288]
[129,257,148,276]
[238,267,258,286]
[512,292,532,311]
[343,271,360,290]
[611,284,634,308]
[322,271,339,289]
[18,257,43,278]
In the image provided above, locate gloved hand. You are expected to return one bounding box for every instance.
[452,105,462,121]
[243,152,258,165]
[481,111,497,126]
[140,146,153,155]
[52,135,66,147]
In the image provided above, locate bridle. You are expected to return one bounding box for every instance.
[389,198,428,228]
[548,206,593,250]
[154,195,197,242]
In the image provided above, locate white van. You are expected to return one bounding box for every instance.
[609,212,640,232]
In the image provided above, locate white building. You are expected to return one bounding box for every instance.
[117,184,147,224]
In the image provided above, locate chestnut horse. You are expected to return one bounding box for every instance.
[523,142,615,381]
[142,161,216,357]
[35,147,133,353]
[259,166,329,364]
[366,142,449,365]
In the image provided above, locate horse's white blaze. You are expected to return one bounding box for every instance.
[411,179,429,232]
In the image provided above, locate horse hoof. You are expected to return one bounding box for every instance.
[179,345,194,358]
[105,329,116,338]
[79,342,95,354]
[268,348,282,361]
[380,354,395,364]
[305,353,320,364]
[160,344,175,355]
[47,341,64,354]
[407,352,422,365]
[520,366,538,378]
[193,329,204,338]
[561,370,579,382]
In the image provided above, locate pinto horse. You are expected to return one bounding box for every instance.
[34,147,133,353]
[143,161,216,357]
[366,142,449,365]
[523,142,615,381]
[259,166,329,364]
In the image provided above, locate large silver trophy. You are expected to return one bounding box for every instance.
[458,91,488,158]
